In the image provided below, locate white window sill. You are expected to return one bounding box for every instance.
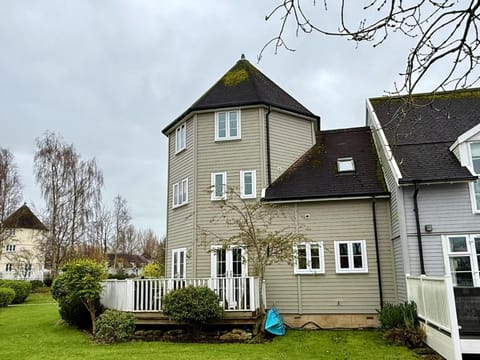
[240,195,256,199]
[175,147,186,155]
[215,137,241,142]
[172,202,188,209]
[336,269,368,274]
[294,270,325,275]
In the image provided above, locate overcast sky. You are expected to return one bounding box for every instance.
[0,1,424,236]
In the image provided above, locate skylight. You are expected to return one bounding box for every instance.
[337,157,355,172]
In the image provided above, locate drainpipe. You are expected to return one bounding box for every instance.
[372,196,384,309]
[265,105,272,186]
[413,182,426,275]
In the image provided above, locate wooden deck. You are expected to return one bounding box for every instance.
[134,311,259,326]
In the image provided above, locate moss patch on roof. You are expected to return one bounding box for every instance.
[370,87,480,105]
[222,67,249,87]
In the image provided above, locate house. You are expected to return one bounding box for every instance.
[106,253,149,276]
[101,55,396,328]
[367,89,480,359]
[0,203,47,281]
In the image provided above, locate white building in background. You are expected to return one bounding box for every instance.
[0,204,47,281]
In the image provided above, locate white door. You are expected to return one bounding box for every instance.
[211,246,247,309]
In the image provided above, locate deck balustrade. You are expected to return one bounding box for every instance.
[101,277,262,313]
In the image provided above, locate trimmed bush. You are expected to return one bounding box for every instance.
[0,280,32,304]
[43,275,53,287]
[95,310,136,343]
[52,259,107,333]
[30,280,44,292]
[0,287,15,307]
[162,286,223,325]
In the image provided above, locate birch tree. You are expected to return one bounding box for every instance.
[34,132,103,275]
[0,148,23,258]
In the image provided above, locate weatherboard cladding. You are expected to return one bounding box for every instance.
[370,89,480,183]
[264,127,388,201]
[162,57,318,135]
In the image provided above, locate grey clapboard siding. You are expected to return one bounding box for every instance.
[166,117,195,277]
[393,238,406,302]
[269,111,315,182]
[263,199,395,314]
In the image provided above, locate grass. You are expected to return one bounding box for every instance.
[0,293,421,360]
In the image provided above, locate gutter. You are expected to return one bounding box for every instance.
[413,183,426,275]
[266,105,272,186]
[372,196,384,309]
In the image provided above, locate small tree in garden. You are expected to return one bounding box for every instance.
[142,262,164,278]
[200,189,307,315]
[162,286,223,335]
[52,258,107,335]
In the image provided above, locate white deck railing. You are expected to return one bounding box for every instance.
[101,277,262,313]
[406,275,462,360]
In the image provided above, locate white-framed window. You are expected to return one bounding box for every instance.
[444,235,480,287]
[215,110,241,141]
[175,123,186,153]
[173,178,188,208]
[172,248,186,279]
[6,244,15,252]
[211,172,227,200]
[240,170,256,198]
[337,157,355,172]
[469,142,480,211]
[294,242,325,274]
[5,263,13,272]
[334,240,368,273]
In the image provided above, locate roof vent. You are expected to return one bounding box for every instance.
[337,157,355,172]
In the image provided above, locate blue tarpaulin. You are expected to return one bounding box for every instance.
[264,307,286,336]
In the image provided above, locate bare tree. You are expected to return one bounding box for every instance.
[34,132,103,275]
[0,148,23,258]
[140,229,165,263]
[200,189,307,315]
[5,248,37,280]
[262,1,480,94]
[86,203,113,254]
[111,194,131,270]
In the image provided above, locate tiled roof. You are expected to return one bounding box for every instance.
[2,204,47,230]
[264,127,388,201]
[163,55,318,134]
[370,89,480,183]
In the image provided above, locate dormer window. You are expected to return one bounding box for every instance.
[337,157,355,172]
[215,110,241,141]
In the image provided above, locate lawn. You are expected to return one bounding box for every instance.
[0,293,420,360]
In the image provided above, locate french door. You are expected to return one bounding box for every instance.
[211,246,248,309]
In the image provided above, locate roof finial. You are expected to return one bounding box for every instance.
[241,53,245,60]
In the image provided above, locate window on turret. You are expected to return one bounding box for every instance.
[215,110,241,141]
[240,170,256,198]
[173,178,188,208]
[6,244,15,252]
[211,172,227,200]
[175,123,186,153]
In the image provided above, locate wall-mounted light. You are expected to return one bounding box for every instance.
[424,224,433,232]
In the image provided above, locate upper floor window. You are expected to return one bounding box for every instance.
[334,240,368,273]
[240,170,256,198]
[446,235,480,287]
[215,110,241,141]
[294,242,325,274]
[211,172,227,200]
[173,178,188,208]
[337,157,355,172]
[175,123,186,153]
[470,143,480,211]
[6,244,15,252]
